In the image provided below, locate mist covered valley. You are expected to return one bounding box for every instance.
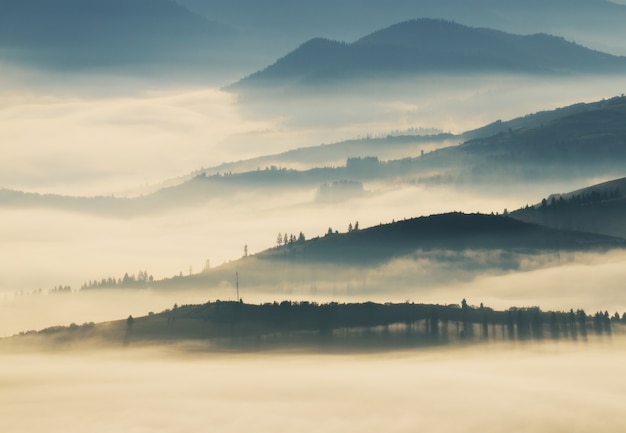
[2,3,626,432]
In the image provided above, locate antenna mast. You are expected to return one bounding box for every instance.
[236,272,239,302]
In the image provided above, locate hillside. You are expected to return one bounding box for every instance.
[424,95,626,182]
[255,213,626,264]
[72,212,626,292]
[0,0,229,69]
[233,19,626,89]
[4,299,620,351]
[511,177,626,238]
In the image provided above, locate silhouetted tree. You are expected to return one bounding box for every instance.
[577,309,588,338]
[550,312,559,339]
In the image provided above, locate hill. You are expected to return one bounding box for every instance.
[72,212,626,292]
[254,212,626,264]
[511,177,626,238]
[422,95,626,183]
[233,19,626,89]
[4,299,620,351]
[0,0,230,70]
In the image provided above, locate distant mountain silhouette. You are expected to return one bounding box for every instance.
[511,177,626,239]
[179,0,626,58]
[0,0,230,69]
[233,19,626,89]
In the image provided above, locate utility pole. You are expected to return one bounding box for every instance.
[236,272,239,302]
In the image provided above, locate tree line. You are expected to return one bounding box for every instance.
[152,299,625,345]
[81,270,153,290]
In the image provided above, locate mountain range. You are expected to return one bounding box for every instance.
[233,19,626,89]
[179,0,626,58]
[4,1,626,78]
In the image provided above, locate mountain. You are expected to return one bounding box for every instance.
[232,19,626,89]
[0,0,230,69]
[5,0,626,77]
[178,0,626,58]
[511,177,626,239]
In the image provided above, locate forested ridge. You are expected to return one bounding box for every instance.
[9,299,623,351]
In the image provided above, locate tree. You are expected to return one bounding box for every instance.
[354,221,359,231]
[348,223,353,232]
[277,232,283,246]
[244,244,248,257]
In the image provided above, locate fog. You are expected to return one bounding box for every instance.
[3,70,626,195]
[0,178,576,293]
[3,81,625,336]
[3,247,625,337]
[1,338,626,433]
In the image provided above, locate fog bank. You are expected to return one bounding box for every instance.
[1,338,625,432]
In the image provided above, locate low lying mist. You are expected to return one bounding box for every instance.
[3,70,626,196]
[1,338,625,432]
[0,180,567,294]
[3,247,625,338]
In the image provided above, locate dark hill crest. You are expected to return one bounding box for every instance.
[256,212,626,265]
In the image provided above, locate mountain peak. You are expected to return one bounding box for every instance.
[233,18,626,89]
